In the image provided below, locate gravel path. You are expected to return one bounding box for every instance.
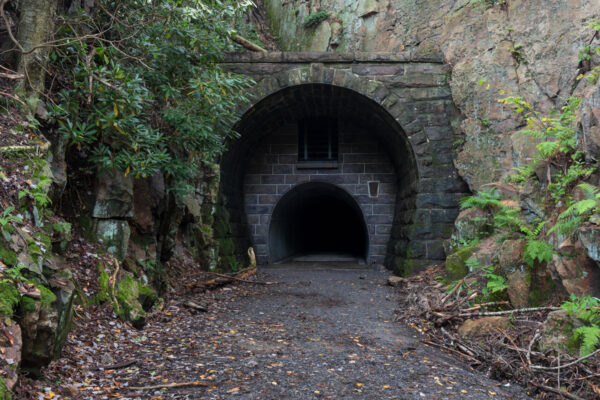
[30,263,533,399]
[208,263,531,400]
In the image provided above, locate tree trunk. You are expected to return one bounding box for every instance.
[15,0,57,99]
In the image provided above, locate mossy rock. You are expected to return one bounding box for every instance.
[18,296,37,314]
[201,204,215,227]
[218,238,235,256]
[212,204,231,238]
[445,244,477,280]
[114,274,157,329]
[0,242,17,266]
[0,378,12,400]
[36,283,57,310]
[0,283,19,316]
[95,267,111,304]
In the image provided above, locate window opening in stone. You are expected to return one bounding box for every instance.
[298,117,338,162]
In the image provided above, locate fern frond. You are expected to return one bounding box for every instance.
[523,239,554,267]
[578,183,599,199]
[574,325,600,356]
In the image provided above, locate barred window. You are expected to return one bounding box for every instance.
[298,117,338,162]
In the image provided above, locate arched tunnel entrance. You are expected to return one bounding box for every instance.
[219,73,466,271]
[269,182,368,262]
[220,83,419,267]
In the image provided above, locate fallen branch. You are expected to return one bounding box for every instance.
[0,91,25,105]
[182,300,208,312]
[421,339,481,364]
[459,306,559,317]
[232,34,267,53]
[130,381,210,391]
[100,360,137,370]
[440,278,464,305]
[205,270,279,285]
[109,258,121,314]
[497,328,527,369]
[460,301,510,312]
[530,348,600,371]
[0,72,24,80]
[527,331,541,367]
[529,381,587,400]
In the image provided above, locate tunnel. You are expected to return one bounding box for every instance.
[269,182,368,262]
[220,83,423,266]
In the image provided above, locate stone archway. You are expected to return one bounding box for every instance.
[269,182,369,262]
[220,56,468,273]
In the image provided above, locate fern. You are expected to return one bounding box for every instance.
[561,294,600,356]
[486,273,508,294]
[574,325,600,356]
[523,239,554,267]
[549,183,600,237]
[459,188,503,210]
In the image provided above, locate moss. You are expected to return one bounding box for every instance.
[201,204,215,227]
[0,283,19,316]
[218,238,235,256]
[219,255,239,272]
[212,204,231,238]
[303,11,329,28]
[445,244,477,280]
[0,242,17,266]
[0,377,12,400]
[115,274,156,329]
[18,296,37,314]
[37,284,56,310]
[115,275,144,327]
[95,263,110,303]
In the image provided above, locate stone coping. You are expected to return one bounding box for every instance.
[222,51,443,64]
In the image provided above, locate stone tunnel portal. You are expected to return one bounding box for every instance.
[269,182,369,262]
[221,83,419,266]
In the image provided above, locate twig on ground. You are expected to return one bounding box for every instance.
[530,348,600,371]
[460,301,510,312]
[100,360,137,370]
[129,381,210,390]
[205,270,280,285]
[459,306,560,317]
[529,381,587,400]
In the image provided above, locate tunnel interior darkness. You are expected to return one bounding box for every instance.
[269,183,368,262]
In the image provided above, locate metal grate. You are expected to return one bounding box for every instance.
[298,117,338,161]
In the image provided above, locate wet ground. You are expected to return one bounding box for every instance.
[30,263,532,399]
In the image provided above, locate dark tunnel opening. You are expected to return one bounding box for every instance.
[269,183,368,262]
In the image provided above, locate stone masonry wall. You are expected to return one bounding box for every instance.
[243,121,397,265]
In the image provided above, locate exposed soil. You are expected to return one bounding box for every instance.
[20,263,531,399]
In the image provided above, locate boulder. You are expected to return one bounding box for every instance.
[445,235,499,280]
[496,239,526,273]
[447,207,492,253]
[19,278,74,369]
[578,225,600,262]
[547,239,600,297]
[538,309,582,355]
[93,169,133,219]
[458,316,510,338]
[95,219,131,261]
[132,173,165,234]
[506,270,529,309]
[114,272,157,329]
